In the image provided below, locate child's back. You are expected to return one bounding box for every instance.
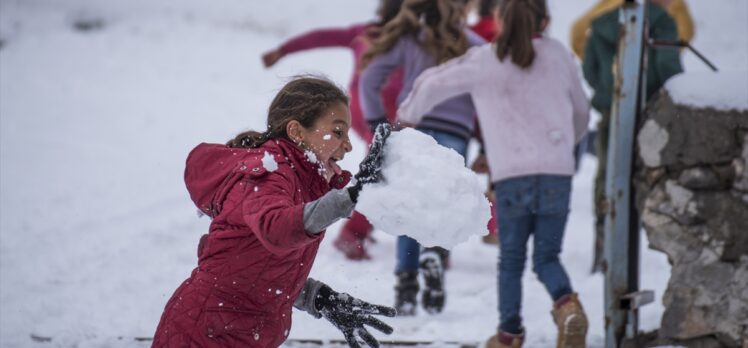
[400,37,589,181]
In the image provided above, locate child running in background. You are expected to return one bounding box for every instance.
[397,0,590,346]
[153,77,396,348]
[261,0,404,261]
[360,0,485,316]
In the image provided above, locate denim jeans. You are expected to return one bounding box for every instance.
[494,175,574,334]
[395,128,468,274]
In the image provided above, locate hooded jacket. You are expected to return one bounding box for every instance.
[582,3,683,113]
[153,139,351,347]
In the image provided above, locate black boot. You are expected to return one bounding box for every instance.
[394,271,418,316]
[420,250,445,314]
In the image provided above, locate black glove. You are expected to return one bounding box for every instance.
[315,285,397,348]
[348,123,392,203]
[367,118,388,133]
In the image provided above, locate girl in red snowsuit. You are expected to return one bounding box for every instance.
[261,0,404,260]
[153,77,395,348]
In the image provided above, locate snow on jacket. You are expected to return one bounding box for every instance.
[153,139,351,347]
[277,23,403,142]
[359,29,485,140]
[398,37,590,182]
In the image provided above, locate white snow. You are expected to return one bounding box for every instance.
[356,128,491,249]
[262,150,278,172]
[665,71,748,111]
[0,0,745,347]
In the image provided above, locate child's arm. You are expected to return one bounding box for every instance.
[359,40,406,127]
[262,25,364,67]
[302,189,355,234]
[397,46,485,125]
[242,175,321,254]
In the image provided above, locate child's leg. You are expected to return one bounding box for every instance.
[494,177,534,335]
[592,113,610,273]
[396,236,421,273]
[532,175,573,301]
[394,235,421,315]
[334,211,373,260]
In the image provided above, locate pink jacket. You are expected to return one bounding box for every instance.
[398,38,590,182]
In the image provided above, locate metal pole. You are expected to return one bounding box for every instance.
[648,39,719,71]
[604,0,647,347]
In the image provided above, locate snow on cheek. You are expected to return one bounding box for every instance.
[355,128,492,249]
[323,134,332,140]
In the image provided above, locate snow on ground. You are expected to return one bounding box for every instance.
[1,0,746,347]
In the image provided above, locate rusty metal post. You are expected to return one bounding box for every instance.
[603,0,648,347]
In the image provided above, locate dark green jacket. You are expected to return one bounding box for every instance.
[582,3,683,113]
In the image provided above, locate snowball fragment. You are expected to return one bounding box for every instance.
[262,151,278,172]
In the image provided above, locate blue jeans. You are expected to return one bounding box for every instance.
[494,175,573,334]
[395,128,468,274]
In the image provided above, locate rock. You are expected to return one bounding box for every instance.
[678,167,721,189]
[635,90,748,347]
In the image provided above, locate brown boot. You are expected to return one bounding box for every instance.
[551,293,588,348]
[485,331,524,348]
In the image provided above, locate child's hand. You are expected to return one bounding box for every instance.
[348,123,392,202]
[314,285,396,348]
[261,49,282,68]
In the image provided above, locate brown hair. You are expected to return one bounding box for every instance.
[495,0,547,68]
[376,0,405,26]
[227,76,348,148]
[362,0,470,67]
[478,0,498,17]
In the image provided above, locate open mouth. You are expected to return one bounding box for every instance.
[327,157,343,176]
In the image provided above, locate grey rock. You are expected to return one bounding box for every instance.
[634,90,748,347]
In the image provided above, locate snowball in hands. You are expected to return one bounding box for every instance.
[355,128,491,249]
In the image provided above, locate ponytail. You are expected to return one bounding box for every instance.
[495,0,547,69]
[226,130,271,148]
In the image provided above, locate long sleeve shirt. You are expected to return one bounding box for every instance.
[359,30,485,140]
[398,38,590,182]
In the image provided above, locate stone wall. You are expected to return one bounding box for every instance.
[634,90,748,348]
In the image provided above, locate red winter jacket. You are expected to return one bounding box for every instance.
[153,139,351,347]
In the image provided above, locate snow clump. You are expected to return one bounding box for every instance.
[356,128,491,249]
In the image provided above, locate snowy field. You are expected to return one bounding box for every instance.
[1,0,746,347]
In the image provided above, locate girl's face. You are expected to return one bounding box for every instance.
[295,102,353,182]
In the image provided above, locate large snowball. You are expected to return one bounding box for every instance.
[356,128,491,249]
